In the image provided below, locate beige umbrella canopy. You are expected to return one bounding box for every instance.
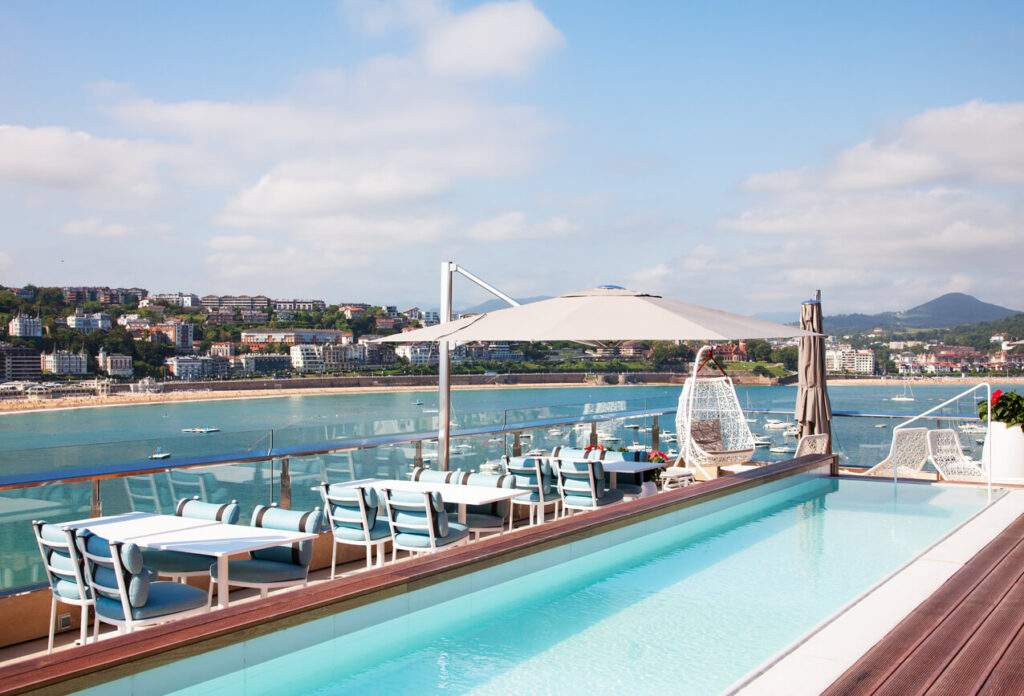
[377,286,818,343]
[795,297,833,446]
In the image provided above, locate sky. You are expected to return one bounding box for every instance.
[1,1,1022,315]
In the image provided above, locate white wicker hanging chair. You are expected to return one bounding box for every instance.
[673,346,755,477]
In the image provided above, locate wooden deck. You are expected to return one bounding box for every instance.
[823,512,1024,695]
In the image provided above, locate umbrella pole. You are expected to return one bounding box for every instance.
[439,262,454,471]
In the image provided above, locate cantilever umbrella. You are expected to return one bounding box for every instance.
[795,296,832,447]
[377,286,818,344]
[377,285,819,469]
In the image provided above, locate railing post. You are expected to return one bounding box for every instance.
[590,422,598,448]
[90,479,101,517]
[280,457,291,510]
[414,441,423,468]
[652,416,660,452]
[513,432,522,457]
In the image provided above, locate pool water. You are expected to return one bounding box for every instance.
[152,476,993,696]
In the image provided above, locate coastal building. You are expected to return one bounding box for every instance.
[7,313,42,338]
[116,314,153,331]
[150,292,200,307]
[164,355,229,380]
[65,310,112,333]
[0,342,42,381]
[241,329,353,346]
[826,345,876,374]
[41,349,88,375]
[271,299,326,311]
[342,306,366,320]
[151,319,194,349]
[465,342,524,362]
[230,353,291,375]
[204,311,236,325]
[357,335,397,365]
[97,348,133,377]
[290,345,325,373]
[61,287,146,305]
[394,343,465,365]
[323,343,366,370]
[209,342,237,358]
[239,310,268,324]
[201,295,270,310]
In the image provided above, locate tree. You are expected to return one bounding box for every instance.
[752,364,772,378]
[769,346,799,371]
[745,339,773,363]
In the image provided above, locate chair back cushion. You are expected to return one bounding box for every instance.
[558,459,603,499]
[175,498,241,524]
[248,506,322,568]
[411,467,461,484]
[34,522,89,600]
[78,533,150,607]
[691,419,724,452]
[385,490,448,538]
[323,484,378,530]
[463,472,515,516]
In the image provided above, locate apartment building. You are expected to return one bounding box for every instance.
[41,349,88,375]
[0,342,42,381]
[241,329,352,346]
[201,295,270,310]
[97,348,133,377]
[7,313,42,337]
[272,299,326,311]
[150,292,200,307]
[65,310,112,333]
[151,319,194,348]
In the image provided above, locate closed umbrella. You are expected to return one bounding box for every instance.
[795,294,832,448]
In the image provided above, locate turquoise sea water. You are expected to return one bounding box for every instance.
[156,476,992,696]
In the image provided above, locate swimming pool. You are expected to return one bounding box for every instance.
[80,474,995,696]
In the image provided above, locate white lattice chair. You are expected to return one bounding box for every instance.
[795,433,830,457]
[927,429,984,482]
[862,427,930,478]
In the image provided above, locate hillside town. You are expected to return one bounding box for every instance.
[2,285,1022,390]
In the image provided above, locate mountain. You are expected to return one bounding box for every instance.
[825,293,1022,333]
[457,296,551,314]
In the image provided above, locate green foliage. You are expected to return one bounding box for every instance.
[979,390,1024,429]
[744,339,773,363]
[769,346,799,371]
[752,364,771,377]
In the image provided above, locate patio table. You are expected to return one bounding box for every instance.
[549,455,663,488]
[334,478,527,524]
[63,512,317,609]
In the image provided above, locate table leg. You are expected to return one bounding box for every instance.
[216,556,229,610]
[610,472,618,488]
[458,503,466,524]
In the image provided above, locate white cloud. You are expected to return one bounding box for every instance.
[467,211,579,241]
[0,251,12,272]
[58,218,132,237]
[422,1,564,79]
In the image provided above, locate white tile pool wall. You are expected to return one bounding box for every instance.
[73,464,834,696]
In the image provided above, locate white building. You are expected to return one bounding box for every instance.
[117,314,153,330]
[825,346,875,374]
[395,344,436,365]
[97,347,133,377]
[8,313,42,337]
[290,345,325,372]
[41,349,88,375]
[151,292,200,307]
[66,311,111,333]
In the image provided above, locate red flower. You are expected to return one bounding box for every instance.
[584,444,605,451]
[992,389,1004,406]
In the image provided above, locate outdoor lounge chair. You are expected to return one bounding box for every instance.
[74,529,208,636]
[795,433,830,458]
[927,429,985,482]
[141,498,240,582]
[381,489,469,561]
[32,521,93,653]
[456,472,516,538]
[320,483,390,575]
[507,455,560,526]
[555,459,624,516]
[862,427,930,478]
[210,504,322,599]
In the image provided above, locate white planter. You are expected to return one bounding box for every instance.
[639,481,659,498]
[982,422,1024,484]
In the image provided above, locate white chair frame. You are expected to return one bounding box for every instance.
[320,483,388,576]
[32,521,93,653]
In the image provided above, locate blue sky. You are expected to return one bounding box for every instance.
[1,1,1022,315]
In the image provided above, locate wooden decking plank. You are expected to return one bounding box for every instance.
[927,574,1024,695]
[822,514,1024,696]
[976,617,1024,696]
[872,545,1024,696]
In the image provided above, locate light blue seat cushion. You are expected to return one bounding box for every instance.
[175,498,241,524]
[514,491,559,504]
[142,548,216,575]
[563,488,625,508]
[53,578,89,601]
[94,581,206,622]
[447,512,503,531]
[394,523,469,549]
[331,520,391,543]
[211,559,309,585]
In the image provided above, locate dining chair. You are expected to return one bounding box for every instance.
[381,489,469,561]
[458,472,517,538]
[32,521,93,653]
[555,458,624,516]
[141,498,240,582]
[319,483,390,576]
[74,529,209,637]
[506,456,560,527]
[209,504,322,600]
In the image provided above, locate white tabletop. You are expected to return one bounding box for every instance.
[598,459,665,474]
[338,478,527,506]
[63,511,220,541]
[132,522,317,557]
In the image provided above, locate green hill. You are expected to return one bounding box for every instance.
[826,293,1021,333]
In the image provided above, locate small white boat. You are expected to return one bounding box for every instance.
[520,433,533,440]
[547,429,565,437]
[661,433,677,443]
[770,444,796,454]
[149,448,171,460]
[959,422,988,434]
[626,443,647,452]
[976,438,986,445]
[638,427,651,433]
[411,399,424,406]
[181,426,220,434]
[624,423,641,430]
[783,426,799,437]
[874,423,889,428]
[891,385,916,402]
[764,419,789,430]
[600,435,622,444]
[752,434,772,447]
